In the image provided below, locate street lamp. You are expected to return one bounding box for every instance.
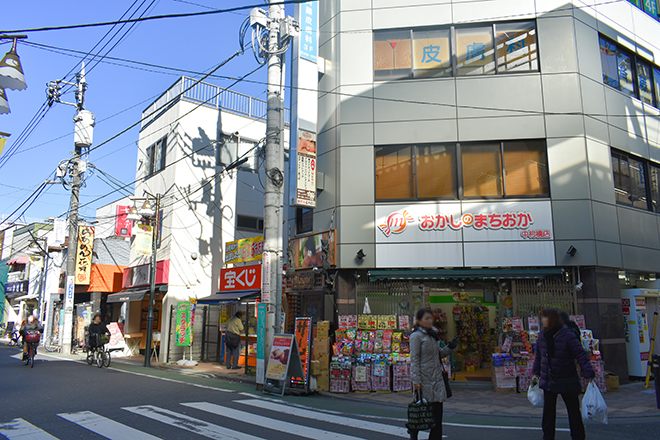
[0,35,28,91]
[128,192,161,367]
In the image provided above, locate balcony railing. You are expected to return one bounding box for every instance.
[7,271,27,283]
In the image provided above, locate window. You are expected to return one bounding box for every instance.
[650,164,660,212]
[373,20,538,81]
[612,150,649,210]
[654,68,660,107]
[637,61,654,105]
[236,215,264,232]
[146,136,167,176]
[217,133,238,167]
[296,208,313,234]
[375,140,549,201]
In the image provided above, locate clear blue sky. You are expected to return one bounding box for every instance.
[0,1,293,224]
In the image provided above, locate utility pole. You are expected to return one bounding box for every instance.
[48,64,95,353]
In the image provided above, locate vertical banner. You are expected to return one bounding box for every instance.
[134,224,153,256]
[299,1,318,62]
[175,302,192,346]
[53,218,66,245]
[256,303,267,385]
[291,317,312,391]
[75,225,94,285]
[262,252,271,303]
[295,129,317,207]
[115,205,133,237]
[62,275,75,345]
[189,298,197,344]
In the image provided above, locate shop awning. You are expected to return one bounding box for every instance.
[197,290,260,305]
[368,268,564,281]
[12,294,39,301]
[106,288,149,303]
[5,256,29,265]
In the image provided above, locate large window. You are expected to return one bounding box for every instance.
[146,136,167,176]
[599,35,660,108]
[611,149,660,211]
[376,140,548,201]
[216,133,258,170]
[374,20,538,80]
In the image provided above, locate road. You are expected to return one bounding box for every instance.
[1,344,658,439]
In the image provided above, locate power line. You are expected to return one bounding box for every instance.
[0,0,310,34]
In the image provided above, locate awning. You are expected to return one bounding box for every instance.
[12,294,39,301]
[368,268,564,281]
[197,290,260,305]
[106,289,149,303]
[5,256,29,265]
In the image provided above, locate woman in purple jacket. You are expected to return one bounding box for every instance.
[532,308,595,440]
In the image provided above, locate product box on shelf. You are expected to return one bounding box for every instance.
[313,338,330,357]
[317,371,330,392]
[317,321,330,338]
[311,360,321,376]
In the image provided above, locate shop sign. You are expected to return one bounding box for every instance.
[291,317,311,390]
[294,129,317,207]
[74,226,94,285]
[289,229,336,270]
[298,1,318,63]
[115,205,133,237]
[220,265,261,292]
[190,298,197,344]
[290,270,315,291]
[225,235,264,264]
[266,334,295,381]
[175,302,192,346]
[262,252,271,303]
[4,281,28,293]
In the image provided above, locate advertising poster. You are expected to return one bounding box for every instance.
[266,334,294,381]
[189,298,197,344]
[225,235,264,264]
[107,322,127,351]
[75,225,94,285]
[134,224,153,256]
[175,302,192,346]
[291,317,311,389]
[115,205,133,237]
[295,129,317,207]
[289,229,336,270]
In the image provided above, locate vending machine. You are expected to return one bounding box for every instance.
[621,289,652,377]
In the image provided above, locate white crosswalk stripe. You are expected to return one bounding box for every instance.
[0,418,59,440]
[57,411,161,440]
[236,398,410,437]
[182,401,370,440]
[122,405,266,440]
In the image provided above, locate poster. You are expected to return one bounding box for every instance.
[134,224,153,256]
[107,322,127,351]
[291,317,311,389]
[189,298,197,344]
[266,334,294,380]
[53,218,66,245]
[289,229,336,270]
[512,317,524,333]
[398,315,410,331]
[175,302,192,346]
[528,316,540,333]
[75,225,94,285]
[295,129,317,207]
[225,235,264,264]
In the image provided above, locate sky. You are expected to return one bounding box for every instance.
[0,0,294,225]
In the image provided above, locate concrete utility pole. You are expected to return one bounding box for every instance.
[48,65,95,353]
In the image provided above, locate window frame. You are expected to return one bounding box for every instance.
[611,148,656,211]
[146,136,167,177]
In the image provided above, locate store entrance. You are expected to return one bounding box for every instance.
[428,288,498,382]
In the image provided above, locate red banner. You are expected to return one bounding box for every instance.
[220,265,262,291]
[115,205,132,237]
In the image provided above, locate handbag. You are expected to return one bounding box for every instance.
[440,359,453,399]
[224,331,241,349]
[407,390,436,431]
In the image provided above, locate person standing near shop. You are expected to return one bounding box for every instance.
[533,308,595,440]
[225,311,244,370]
[410,308,457,440]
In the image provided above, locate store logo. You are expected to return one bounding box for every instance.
[378,210,414,237]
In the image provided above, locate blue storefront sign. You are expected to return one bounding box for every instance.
[299,1,318,63]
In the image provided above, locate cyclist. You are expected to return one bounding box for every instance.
[88,313,110,349]
[20,315,43,361]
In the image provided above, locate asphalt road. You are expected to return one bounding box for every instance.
[0,344,658,440]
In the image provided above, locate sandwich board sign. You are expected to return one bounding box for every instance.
[263,334,304,396]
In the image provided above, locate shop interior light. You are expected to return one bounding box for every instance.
[126,204,141,222]
[419,282,425,290]
[0,88,9,114]
[139,199,155,218]
[0,39,27,91]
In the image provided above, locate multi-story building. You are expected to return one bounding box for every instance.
[286,0,660,381]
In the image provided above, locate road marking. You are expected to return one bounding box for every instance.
[0,418,59,440]
[58,411,161,440]
[122,405,265,440]
[445,422,569,432]
[183,401,369,440]
[235,399,410,437]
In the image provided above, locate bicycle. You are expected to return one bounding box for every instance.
[23,331,40,368]
[43,331,60,353]
[86,334,111,368]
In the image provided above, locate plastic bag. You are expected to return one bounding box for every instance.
[527,380,544,408]
[582,382,608,425]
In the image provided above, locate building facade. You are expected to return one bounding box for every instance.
[287,0,660,380]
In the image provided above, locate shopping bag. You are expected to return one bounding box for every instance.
[407,390,435,431]
[582,382,608,425]
[527,379,544,408]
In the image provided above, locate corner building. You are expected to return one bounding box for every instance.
[293,0,660,382]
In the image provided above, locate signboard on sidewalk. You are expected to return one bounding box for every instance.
[175,302,192,346]
[264,333,304,397]
[291,317,312,392]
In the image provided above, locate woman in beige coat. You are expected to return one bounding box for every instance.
[409,308,457,440]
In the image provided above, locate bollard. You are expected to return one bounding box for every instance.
[654,354,660,410]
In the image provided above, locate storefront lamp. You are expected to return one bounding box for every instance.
[0,88,9,115]
[126,204,141,222]
[139,199,155,218]
[0,38,27,91]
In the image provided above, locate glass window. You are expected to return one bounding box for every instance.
[412,29,452,78]
[612,153,629,205]
[217,134,238,166]
[650,165,660,212]
[654,68,660,107]
[617,50,635,97]
[238,138,258,170]
[375,145,414,200]
[154,137,166,173]
[628,157,648,209]
[613,151,649,209]
[416,144,457,198]
[462,143,502,197]
[502,140,549,196]
[456,27,495,76]
[374,30,412,80]
[637,61,654,105]
[600,37,620,89]
[495,22,537,72]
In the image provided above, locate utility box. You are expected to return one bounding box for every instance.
[74,110,95,148]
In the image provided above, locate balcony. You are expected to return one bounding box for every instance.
[7,271,27,283]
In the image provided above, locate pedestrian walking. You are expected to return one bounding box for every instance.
[225,311,244,370]
[409,308,457,440]
[532,308,595,440]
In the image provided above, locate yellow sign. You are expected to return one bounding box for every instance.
[225,235,264,264]
[75,226,95,285]
[0,137,7,157]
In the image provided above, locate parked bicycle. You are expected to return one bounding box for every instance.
[43,331,60,353]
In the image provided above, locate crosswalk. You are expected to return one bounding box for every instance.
[0,398,410,440]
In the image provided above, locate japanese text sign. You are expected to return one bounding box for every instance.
[115,205,133,237]
[295,129,317,207]
[175,302,192,346]
[266,334,294,380]
[220,265,261,292]
[225,235,264,264]
[298,1,318,63]
[75,225,94,285]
